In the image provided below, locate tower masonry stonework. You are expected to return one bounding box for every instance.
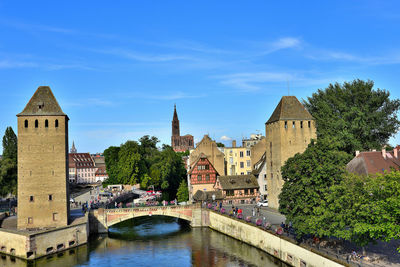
[171,104,194,152]
[265,96,316,209]
[17,86,70,229]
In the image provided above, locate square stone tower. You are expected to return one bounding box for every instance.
[265,96,316,209]
[17,86,70,229]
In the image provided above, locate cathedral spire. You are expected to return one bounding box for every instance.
[70,141,77,153]
[172,104,180,137]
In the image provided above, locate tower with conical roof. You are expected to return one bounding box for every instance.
[17,86,70,229]
[265,96,316,209]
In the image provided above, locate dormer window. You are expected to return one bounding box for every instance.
[35,120,39,128]
[37,101,44,110]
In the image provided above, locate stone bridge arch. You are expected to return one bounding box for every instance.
[90,204,208,233]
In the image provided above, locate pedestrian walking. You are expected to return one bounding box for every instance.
[257,207,260,216]
[252,207,255,217]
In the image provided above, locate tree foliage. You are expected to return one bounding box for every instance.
[176,180,189,202]
[0,127,18,196]
[304,79,400,154]
[278,138,352,236]
[315,172,400,248]
[103,137,187,200]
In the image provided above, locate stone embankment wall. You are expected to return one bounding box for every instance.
[0,217,88,259]
[208,211,344,267]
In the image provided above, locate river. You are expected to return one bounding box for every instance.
[0,216,288,267]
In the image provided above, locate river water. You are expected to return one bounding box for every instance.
[0,216,287,267]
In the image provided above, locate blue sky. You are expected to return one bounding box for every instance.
[1,1,400,153]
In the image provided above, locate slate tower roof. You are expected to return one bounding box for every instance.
[266,96,313,124]
[17,86,67,117]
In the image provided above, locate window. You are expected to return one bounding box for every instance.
[292,121,295,128]
[284,121,288,129]
[300,121,303,128]
[45,119,49,128]
[247,171,251,175]
[205,165,209,170]
[239,151,244,157]
[226,190,234,196]
[205,175,210,181]
[246,150,251,156]
[240,172,244,175]
[55,119,59,128]
[53,213,58,221]
[240,162,244,168]
[28,217,33,224]
[229,157,233,164]
[29,196,34,202]
[264,174,267,179]
[246,160,251,167]
[264,185,267,190]
[48,194,53,201]
[24,120,28,128]
[308,121,311,128]
[249,188,254,195]
[35,120,38,128]
[270,161,272,167]
[197,175,202,181]
[271,173,274,179]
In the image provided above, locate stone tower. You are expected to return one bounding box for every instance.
[265,96,316,209]
[172,104,180,137]
[17,86,70,229]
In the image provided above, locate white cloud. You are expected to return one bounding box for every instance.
[220,135,232,141]
[216,72,294,91]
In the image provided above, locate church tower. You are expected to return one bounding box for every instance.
[265,96,316,209]
[70,141,77,153]
[172,104,180,137]
[17,86,70,229]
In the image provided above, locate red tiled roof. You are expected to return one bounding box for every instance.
[69,153,95,168]
[347,149,400,175]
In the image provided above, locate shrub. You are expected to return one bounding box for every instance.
[221,208,226,214]
[264,222,271,229]
[237,213,243,219]
[245,216,252,222]
[256,219,262,226]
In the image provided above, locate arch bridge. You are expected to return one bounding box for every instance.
[90,204,209,233]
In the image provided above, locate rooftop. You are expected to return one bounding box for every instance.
[266,96,313,124]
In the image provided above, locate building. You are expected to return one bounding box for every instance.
[95,166,109,182]
[214,175,259,205]
[265,96,316,209]
[17,86,70,229]
[91,153,106,168]
[224,140,253,176]
[346,147,400,175]
[189,135,225,176]
[69,153,97,184]
[252,152,267,200]
[188,153,219,200]
[242,133,264,148]
[250,138,267,170]
[171,105,194,152]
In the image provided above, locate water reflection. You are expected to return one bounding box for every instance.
[0,216,287,267]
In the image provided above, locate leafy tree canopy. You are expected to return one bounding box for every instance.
[0,127,17,196]
[103,137,187,200]
[2,127,17,161]
[278,138,352,236]
[177,180,189,202]
[304,79,400,154]
[315,171,400,249]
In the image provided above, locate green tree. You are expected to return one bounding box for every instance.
[278,138,352,236]
[0,127,18,196]
[116,141,146,185]
[216,142,225,147]
[304,79,400,154]
[176,180,189,202]
[2,127,17,161]
[319,172,400,250]
[103,146,120,184]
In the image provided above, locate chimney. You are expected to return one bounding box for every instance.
[395,148,398,159]
[382,147,386,159]
[355,151,360,156]
[232,140,236,148]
